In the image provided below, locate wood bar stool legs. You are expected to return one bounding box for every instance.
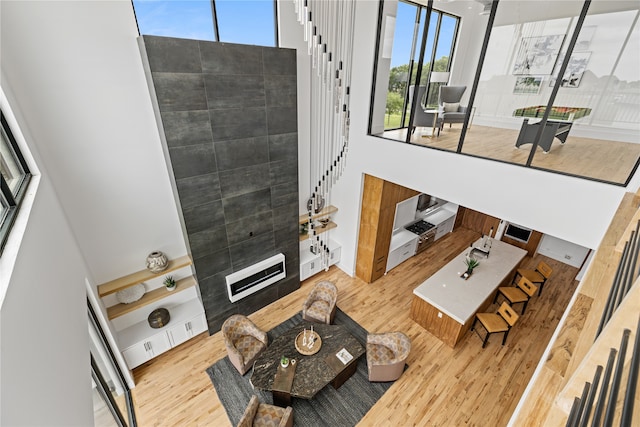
[513,261,553,296]
[472,303,520,348]
[494,277,538,315]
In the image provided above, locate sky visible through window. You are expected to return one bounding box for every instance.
[391,2,455,68]
[132,0,276,46]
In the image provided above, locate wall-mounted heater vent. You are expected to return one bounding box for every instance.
[226,253,286,302]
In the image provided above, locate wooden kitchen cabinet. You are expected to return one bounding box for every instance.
[356,175,419,283]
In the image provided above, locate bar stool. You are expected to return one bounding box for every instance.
[471,302,520,348]
[513,260,553,296]
[495,276,538,314]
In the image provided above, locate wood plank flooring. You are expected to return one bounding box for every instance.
[383,124,639,184]
[512,191,640,425]
[130,228,580,426]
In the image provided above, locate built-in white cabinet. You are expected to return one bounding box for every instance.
[168,312,208,347]
[114,291,207,369]
[300,239,341,281]
[423,203,458,241]
[121,308,207,368]
[386,231,419,272]
[393,195,419,231]
[435,215,456,240]
[122,330,172,368]
[97,255,207,370]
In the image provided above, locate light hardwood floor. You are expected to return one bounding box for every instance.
[130,228,580,426]
[383,124,639,184]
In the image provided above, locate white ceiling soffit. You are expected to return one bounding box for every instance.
[492,0,639,26]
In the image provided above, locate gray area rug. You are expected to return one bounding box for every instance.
[206,309,395,426]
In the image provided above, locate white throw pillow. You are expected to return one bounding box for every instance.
[443,102,460,113]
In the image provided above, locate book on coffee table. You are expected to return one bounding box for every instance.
[336,348,353,364]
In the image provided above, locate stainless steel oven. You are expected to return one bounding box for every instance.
[405,220,437,254]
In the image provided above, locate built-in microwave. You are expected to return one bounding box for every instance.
[504,223,532,243]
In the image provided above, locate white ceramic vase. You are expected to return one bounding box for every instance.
[146,251,169,273]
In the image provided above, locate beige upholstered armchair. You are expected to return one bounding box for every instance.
[222,314,268,375]
[237,395,293,427]
[302,280,338,324]
[366,331,411,382]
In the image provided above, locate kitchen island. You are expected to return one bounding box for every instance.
[410,238,527,347]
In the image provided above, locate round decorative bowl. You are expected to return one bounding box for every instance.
[148,308,170,329]
[295,330,322,356]
[146,251,169,273]
[115,283,145,304]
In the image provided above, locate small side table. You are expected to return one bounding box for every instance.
[423,109,439,137]
[272,361,296,407]
[324,349,359,390]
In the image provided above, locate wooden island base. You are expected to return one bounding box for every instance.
[410,290,499,348]
[410,238,526,347]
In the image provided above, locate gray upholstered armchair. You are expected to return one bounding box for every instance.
[408,85,437,135]
[437,85,468,134]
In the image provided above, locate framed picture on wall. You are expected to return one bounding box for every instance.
[550,51,592,88]
[512,34,565,75]
[513,76,543,94]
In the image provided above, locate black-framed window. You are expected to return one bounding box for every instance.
[368,0,460,136]
[131,0,278,47]
[0,110,31,255]
[369,0,640,187]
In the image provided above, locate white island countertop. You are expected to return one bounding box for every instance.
[413,238,527,324]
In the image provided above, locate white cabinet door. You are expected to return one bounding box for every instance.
[386,238,418,272]
[329,245,341,266]
[300,257,321,281]
[167,313,207,347]
[393,196,419,231]
[122,342,149,369]
[122,332,171,369]
[435,216,455,240]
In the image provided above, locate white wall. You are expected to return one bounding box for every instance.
[278,1,312,214]
[0,177,93,426]
[1,0,188,286]
[0,80,92,424]
[1,0,193,422]
[538,234,591,268]
[316,0,630,276]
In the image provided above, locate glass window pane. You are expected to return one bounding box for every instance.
[132,0,215,41]
[461,1,582,164]
[369,1,460,143]
[92,380,120,427]
[391,2,424,131]
[0,122,25,195]
[216,0,276,47]
[529,2,640,184]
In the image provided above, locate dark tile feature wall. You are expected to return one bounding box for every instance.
[141,36,300,333]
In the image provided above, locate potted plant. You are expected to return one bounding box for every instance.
[463,256,480,277]
[163,275,176,291]
[280,355,289,368]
